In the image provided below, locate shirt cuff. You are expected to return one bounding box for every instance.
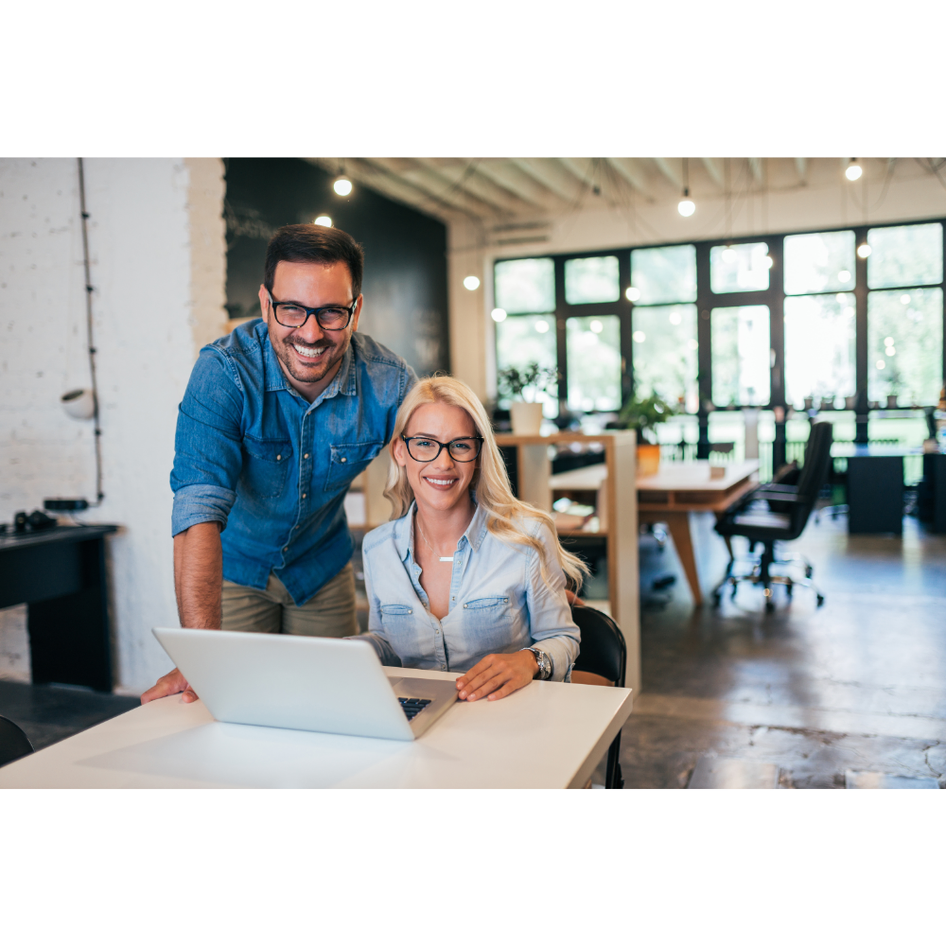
[171,483,237,536]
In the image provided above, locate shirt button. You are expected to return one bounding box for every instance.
[294,525,299,530]
[283,547,288,552]
[304,453,309,459]
[340,457,347,463]
[276,454,282,461]
[302,493,306,499]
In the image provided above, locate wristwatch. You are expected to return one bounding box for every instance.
[524,647,552,680]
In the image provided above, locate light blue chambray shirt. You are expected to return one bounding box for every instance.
[357,501,580,681]
[170,320,415,605]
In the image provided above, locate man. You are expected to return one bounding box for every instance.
[142,224,416,703]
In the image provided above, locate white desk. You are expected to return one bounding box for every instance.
[0,668,633,789]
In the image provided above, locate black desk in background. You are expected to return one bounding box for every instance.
[0,524,117,691]
[833,444,946,536]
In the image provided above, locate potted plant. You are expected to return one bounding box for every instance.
[617,393,677,476]
[887,371,902,410]
[497,362,559,434]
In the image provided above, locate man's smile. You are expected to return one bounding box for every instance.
[290,340,329,360]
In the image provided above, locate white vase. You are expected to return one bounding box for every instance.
[510,401,544,435]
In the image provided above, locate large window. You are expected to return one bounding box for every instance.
[494,218,946,426]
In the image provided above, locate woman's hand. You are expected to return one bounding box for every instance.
[456,650,539,702]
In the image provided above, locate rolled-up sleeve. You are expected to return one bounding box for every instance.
[526,522,581,681]
[170,351,245,537]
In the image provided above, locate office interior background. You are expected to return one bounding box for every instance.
[2,156,945,787]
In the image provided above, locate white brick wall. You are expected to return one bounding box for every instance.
[0,158,226,692]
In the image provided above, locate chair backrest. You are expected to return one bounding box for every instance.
[795,422,834,501]
[0,715,34,767]
[570,606,626,688]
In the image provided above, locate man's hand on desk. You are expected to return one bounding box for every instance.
[140,667,199,704]
[456,650,538,702]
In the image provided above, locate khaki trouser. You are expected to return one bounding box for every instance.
[221,564,358,637]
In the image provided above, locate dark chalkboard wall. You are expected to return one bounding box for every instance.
[224,158,449,376]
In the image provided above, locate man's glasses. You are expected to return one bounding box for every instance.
[401,435,484,463]
[267,291,357,331]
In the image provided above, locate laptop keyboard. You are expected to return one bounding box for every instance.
[398,697,432,720]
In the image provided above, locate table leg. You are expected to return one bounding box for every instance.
[662,511,702,606]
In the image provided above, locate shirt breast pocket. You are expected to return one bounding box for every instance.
[241,436,292,499]
[325,441,384,492]
[461,595,515,650]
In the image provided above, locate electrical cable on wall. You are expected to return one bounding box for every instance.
[43,158,104,516]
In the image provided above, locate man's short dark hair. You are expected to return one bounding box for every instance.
[263,224,365,298]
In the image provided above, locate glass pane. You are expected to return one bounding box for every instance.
[784,230,856,295]
[494,257,555,314]
[710,242,771,293]
[867,223,943,289]
[868,288,944,405]
[564,256,619,304]
[784,294,856,408]
[711,306,771,407]
[631,304,698,410]
[629,245,696,304]
[565,316,622,412]
[495,314,558,416]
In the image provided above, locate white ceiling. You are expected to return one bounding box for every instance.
[306,157,928,230]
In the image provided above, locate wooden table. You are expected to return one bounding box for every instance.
[0,667,633,789]
[550,460,759,607]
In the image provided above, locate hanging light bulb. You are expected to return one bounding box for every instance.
[491,308,507,322]
[334,175,353,196]
[677,157,695,216]
[314,215,332,227]
[845,159,862,182]
[857,242,872,259]
[625,286,641,302]
[722,245,737,264]
[463,275,480,291]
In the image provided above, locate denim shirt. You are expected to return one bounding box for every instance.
[358,502,580,681]
[170,319,415,605]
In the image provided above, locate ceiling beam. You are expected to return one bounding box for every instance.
[473,160,564,211]
[794,156,807,184]
[510,158,582,202]
[604,157,653,198]
[413,157,540,216]
[359,157,501,219]
[652,157,683,189]
[701,157,724,189]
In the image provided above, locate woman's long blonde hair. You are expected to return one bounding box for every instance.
[383,375,589,590]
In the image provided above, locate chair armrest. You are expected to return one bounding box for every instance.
[756,483,799,495]
[752,489,805,503]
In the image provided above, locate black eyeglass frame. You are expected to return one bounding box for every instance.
[266,290,358,331]
[401,435,484,463]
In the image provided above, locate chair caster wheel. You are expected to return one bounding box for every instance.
[765,599,775,613]
[712,591,722,607]
[805,566,813,579]
[816,594,825,607]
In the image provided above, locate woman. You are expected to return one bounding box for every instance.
[357,376,587,702]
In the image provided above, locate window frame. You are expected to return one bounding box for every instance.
[494,218,946,439]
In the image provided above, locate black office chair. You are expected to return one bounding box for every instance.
[0,715,34,767]
[570,606,626,789]
[713,421,833,612]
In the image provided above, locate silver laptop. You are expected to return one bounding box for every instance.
[152,627,459,741]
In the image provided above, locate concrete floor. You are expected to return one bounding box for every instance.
[626,510,946,788]
[2,509,944,788]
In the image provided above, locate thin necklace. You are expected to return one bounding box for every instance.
[415,514,454,563]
